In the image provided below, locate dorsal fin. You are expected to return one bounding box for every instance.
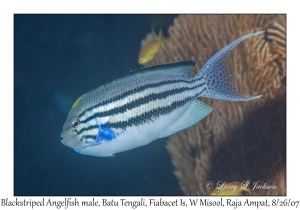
[127,60,196,79]
[158,28,162,41]
[96,60,196,93]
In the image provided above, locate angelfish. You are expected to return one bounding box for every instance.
[61,31,264,157]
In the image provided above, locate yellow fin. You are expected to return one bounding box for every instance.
[158,28,168,44]
[72,95,82,108]
[158,28,162,41]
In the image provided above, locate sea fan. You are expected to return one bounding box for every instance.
[141,14,286,195]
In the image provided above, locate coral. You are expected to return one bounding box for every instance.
[141,15,286,195]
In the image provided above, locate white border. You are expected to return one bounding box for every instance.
[1,1,297,210]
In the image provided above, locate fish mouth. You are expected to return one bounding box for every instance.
[61,137,75,148]
[60,132,69,145]
[61,138,69,145]
[60,137,86,150]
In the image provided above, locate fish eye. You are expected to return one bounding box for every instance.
[71,119,80,128]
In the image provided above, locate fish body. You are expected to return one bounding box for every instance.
[61,31,264,157]
[210,180,252,196]
[138,29,168,64]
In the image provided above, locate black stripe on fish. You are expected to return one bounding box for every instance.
[84,135,97,142]
[77,124,98,135]
[79,87,206,134]
[107,88,206,129]
[80,82,205,125]
[78,76,203,119]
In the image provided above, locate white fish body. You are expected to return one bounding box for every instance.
[61,31,264,157]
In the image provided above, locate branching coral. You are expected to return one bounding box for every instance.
[141,15,286,195]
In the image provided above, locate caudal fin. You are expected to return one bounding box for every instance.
[196,31,264,101]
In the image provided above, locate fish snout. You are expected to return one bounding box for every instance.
[61,137,85,150]
[61,138,69,146]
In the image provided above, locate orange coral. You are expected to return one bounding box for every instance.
[141,15,286,195]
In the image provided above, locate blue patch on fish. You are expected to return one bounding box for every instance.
[96,124,115,142]
[74,149,82,153]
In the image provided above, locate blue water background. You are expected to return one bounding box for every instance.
[14,14,183,196]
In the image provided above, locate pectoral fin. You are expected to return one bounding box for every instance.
[162,99,213,138]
